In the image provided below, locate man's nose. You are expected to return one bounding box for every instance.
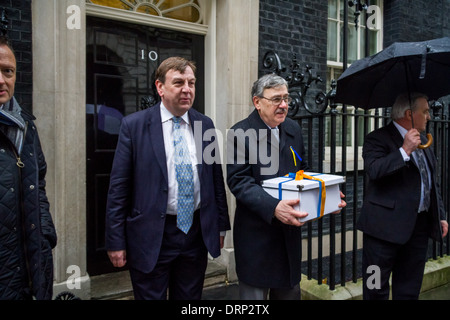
[181,82,191,92]
[279,99,289,108]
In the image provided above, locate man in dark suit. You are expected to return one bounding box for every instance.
[227,73,345,299]
[358,92,448,300]
[105,57,230,300]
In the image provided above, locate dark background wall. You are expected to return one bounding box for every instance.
[258,0,328,100]
[384,0,450,46]
[2,0,32,112]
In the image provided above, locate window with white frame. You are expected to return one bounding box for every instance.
[325,0,383,172]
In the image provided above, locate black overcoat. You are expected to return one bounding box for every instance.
[227,109,309,288]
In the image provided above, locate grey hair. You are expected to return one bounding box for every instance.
[391,92,429,120]
[251,73,288,98]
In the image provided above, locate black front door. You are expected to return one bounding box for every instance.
[86,16,205,276]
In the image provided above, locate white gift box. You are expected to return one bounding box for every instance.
[262,172,345,222]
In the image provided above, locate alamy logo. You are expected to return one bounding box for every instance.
[66,5,81,30]
[66,265,81,289]
[192,121,280,175]
[366,5,382,30]
[366,265,381,290]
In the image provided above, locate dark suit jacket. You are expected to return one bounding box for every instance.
[227,109,309,288]
[105,103,230,273]
[357,121,445,244]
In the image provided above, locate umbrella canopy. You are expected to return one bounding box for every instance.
[335,37,450,109]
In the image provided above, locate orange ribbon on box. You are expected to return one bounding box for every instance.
[283,170,327,219]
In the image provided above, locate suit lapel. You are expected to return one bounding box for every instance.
[148,104,168,185]
[248,109,273,151]
[278,120,294,157]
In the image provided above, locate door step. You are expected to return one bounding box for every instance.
[90,260,228,300]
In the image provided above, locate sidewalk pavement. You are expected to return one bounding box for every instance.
[202,282,450,300]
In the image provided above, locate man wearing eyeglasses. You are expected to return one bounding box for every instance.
[227,73,345,300]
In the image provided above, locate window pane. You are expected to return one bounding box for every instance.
[369,29,378,55]
[327,21,338,61]
[348,25,358,63]
[90,0,132,10]
[340,24,358,63]
[340,0,356,20]
[360,27,366,58]
[329,0,338,18]
[325,113,352,147]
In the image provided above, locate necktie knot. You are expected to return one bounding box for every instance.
[173,116,182,129]
[173,116,181,123]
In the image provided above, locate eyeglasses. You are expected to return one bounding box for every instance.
[260,96,292,106]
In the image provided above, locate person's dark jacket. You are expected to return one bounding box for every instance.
[357,121,446,244]
[105,103,230,274]
[0,107,57,300]
[227,109,309,288]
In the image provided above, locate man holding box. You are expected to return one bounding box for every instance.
[227,74,345,299]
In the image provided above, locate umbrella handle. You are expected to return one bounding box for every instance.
[418,133,433,149]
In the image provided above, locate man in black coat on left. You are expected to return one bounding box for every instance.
[0,35,57,300]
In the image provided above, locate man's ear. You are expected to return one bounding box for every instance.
[405,109,413,120]
[253,96,261,111]
[155,80,164,97]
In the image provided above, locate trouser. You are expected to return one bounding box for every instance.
[362,211,430,300]
[129,211,208,300]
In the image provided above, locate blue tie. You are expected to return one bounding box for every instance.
[172,117,195,233]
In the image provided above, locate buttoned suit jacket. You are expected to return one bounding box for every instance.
[357,121,445,244]
[105,103,230,273]
[227,109,309,288]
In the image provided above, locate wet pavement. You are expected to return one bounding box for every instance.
[202,283,240,300]
[419,282,450,300]
[201,281,450,300]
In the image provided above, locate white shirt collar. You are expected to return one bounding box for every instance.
[160,102,190,125]
[393,120,407,138]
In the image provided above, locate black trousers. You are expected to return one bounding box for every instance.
[129,211,208,300]
[362,211,430,300]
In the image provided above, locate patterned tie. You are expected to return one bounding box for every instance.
[416,149,430,211]
[172,117,195,233]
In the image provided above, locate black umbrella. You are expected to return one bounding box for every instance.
[335,36,450,148]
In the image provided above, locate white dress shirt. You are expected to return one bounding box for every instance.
[160,103,200,215]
